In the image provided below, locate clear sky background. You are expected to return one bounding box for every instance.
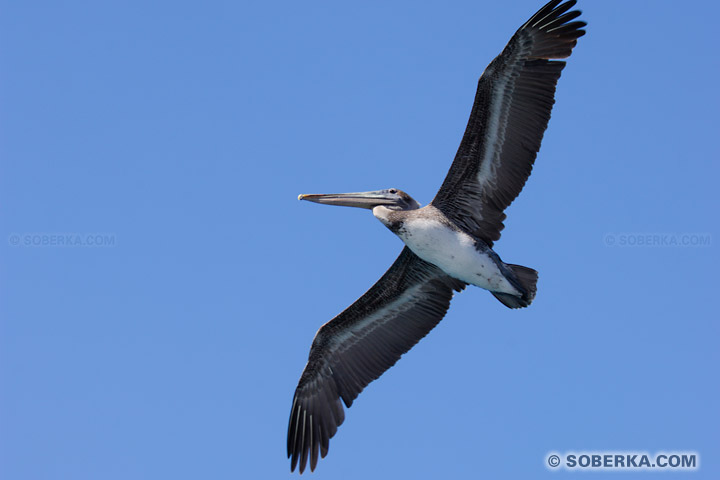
[1,0,718,478]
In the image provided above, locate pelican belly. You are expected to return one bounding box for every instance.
[398,217,518,294]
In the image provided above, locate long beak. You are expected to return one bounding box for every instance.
[298,190,397,209]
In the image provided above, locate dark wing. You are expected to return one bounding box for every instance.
[287,247,466,473]
[431,0,586,246]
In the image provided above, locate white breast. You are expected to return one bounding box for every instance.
[398,216,518,294]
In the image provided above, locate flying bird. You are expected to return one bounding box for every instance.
[288,0,585,472]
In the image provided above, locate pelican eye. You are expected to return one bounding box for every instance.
[388,189,397,194]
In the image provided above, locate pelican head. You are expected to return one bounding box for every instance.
[298,188,420,211]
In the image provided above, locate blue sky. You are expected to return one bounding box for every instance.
[1,0,718,478]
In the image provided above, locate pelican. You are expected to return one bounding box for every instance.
[288,0,586,472]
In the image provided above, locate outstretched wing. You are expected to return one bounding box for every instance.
[287,247,466,473]
[432,0,586,246]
